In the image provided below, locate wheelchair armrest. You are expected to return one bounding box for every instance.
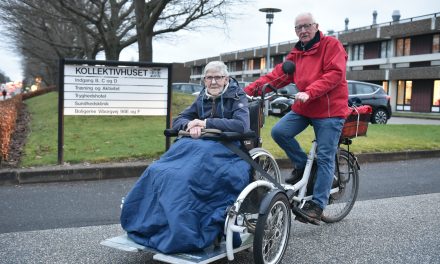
[166,128,256,141]
[219,131,257,141]
[164,128,179,137]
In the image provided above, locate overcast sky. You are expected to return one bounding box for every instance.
[1,0,439,82]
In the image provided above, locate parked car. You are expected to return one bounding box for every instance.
[268,81,392,124]
[348,80,392,124]
[172,83,203,94]
[268,84,298,116]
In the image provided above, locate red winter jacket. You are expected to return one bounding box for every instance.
[244,31,349,119]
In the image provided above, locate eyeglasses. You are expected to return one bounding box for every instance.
[294,23,315,31]
[204,76,225,82]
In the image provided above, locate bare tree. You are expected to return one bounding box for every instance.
[56,0,247,61]
[56,0,137,61]
[0,0,249,84]
[22,0,247,62]
[0,0,100,84]
[134,0,246,62]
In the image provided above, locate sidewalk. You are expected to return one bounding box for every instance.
[1,149,440,186]
[393,111,440,120]
[1,193,439,263]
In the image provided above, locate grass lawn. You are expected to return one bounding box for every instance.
[20,92,440,167]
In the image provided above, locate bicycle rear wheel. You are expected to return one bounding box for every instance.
[322,148,359,223]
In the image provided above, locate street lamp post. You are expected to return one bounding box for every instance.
[259,7,281,115]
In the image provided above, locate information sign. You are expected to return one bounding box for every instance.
[58,59,173,164]
[63,64,169,116]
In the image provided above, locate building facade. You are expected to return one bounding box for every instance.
[184,12,440,114]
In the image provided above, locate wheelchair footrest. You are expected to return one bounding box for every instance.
[101,233,253,264]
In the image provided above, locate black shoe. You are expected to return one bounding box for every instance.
[292,201,323,225]
[285,168,304,185]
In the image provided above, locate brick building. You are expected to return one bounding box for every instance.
[184,11,440,114]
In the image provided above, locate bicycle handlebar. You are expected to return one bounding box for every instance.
[247,89,296,102]
[245,60,296,102]
[246,83,282,102]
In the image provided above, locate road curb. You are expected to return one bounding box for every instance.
[1,150,439,186]
[0,161,148,186]
[355,149,440,163]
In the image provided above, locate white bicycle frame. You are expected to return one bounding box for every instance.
[283,140,340,205]
[223,91,344,261]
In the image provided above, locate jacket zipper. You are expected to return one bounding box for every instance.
[211,99,216,117]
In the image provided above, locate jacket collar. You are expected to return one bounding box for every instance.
[294,30,322,51]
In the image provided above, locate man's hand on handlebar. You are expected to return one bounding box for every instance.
[294,92,309,103]
[246,84,279,101]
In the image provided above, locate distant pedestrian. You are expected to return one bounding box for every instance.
[2,89,6,100]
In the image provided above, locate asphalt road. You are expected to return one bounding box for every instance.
[1,158,440,234]
[0,158,439,263]
[1,193,439,264]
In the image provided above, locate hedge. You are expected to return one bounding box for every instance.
[0,86,56,163]
[0,95,22,161]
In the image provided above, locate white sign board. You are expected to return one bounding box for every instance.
[63,64,169,116]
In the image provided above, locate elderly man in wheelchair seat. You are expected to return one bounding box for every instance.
[120,61,251,254]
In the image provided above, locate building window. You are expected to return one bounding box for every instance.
[433,80,440,106]
[273,55,283,67]
[397,80,412,108]
[352,44,364,60]
[253,58,261,70]
[405,81,412,104]
[192,66,203,76]
[261,57,266,70]
[433,34,439,53]
[229,61,236,72]
[397,81,404,104]
[396,38,411,56]
[245,59,253,71]
[382,81,389,94]
[380,40,391,58]
[353,45,358,60]
[405,38,411,55]
[236,61,243,71]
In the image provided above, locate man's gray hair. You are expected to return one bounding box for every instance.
[295,12,316,24]
[203,61,229,76]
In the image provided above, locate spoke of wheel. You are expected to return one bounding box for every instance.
[263,205,285,262]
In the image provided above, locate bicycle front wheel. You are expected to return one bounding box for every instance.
[253,192,291,264]
[322,148,359,223]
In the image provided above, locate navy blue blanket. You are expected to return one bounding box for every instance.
[120,137,250,253]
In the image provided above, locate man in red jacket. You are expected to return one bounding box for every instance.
[244,12,348,225]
